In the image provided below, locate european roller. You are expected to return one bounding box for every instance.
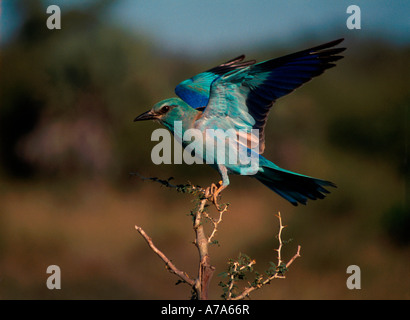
[134,39,345,206]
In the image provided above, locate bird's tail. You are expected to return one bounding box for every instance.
[255,165,336,206]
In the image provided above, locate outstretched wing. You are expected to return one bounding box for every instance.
[198,38,346,153]
[175,55,255,109]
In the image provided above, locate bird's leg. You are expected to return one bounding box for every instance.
[212,182,227,211]
[208,165,229,210]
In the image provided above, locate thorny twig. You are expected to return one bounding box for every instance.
[228,212,301,300]
[203,204,229,245]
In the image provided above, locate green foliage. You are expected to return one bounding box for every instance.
[210,239,220,247]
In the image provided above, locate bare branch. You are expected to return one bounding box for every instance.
[192,187,216,299]
[135,225,195,287]
[286,245,302,268]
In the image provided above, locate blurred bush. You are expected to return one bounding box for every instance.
[0,0,194,182]
[383,203,410,245]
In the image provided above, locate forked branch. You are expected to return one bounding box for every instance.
[135,225,195,286]
[133,174,227,299]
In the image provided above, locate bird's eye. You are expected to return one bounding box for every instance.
[160,105,170,113]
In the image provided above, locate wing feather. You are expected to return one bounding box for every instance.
[198,39,346,153]
[175,56,255,109]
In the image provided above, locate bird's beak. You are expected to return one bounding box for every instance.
[134,110,157,122]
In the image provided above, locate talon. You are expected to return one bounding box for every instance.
[207,183,218,196]
[207,182,227,211]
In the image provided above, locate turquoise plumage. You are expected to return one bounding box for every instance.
[135,39,345,206]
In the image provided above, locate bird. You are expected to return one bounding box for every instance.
[134,39,346,206]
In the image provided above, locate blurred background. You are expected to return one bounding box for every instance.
[0,0,409,299]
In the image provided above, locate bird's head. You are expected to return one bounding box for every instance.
[134,97,197,131]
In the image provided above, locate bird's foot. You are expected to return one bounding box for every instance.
[206,181,226,211]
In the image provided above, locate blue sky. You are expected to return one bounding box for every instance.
[2,0,410,57]
[108,0,410,56]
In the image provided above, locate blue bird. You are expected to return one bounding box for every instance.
[135,39,345,206]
